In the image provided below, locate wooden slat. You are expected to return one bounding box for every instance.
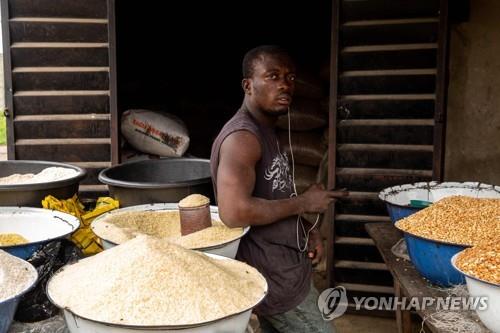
[336,194,387,217]
[338,98,435,120]
[342,43,438,53]
[10,0,107,19]
[341,20,438,47]
[336,214,391,222]
[13,70,109,91]
[13,92,109,115]
[337,147,433,169]
[338,119,434,126]
[71,161,110,185]
[341,94,435,101]
[336,167,433,177]
[338,124,434,145]
[342,282,394,294]
[336,237,374,246]
[342,18,439,27]
[11,45,108,67]
[340,69,436,77]
[338,144,433,152]
[340,47,437,71]
[10,17,107,24]
[15,138,110,161]
[10,21,107,43]
[341,0,439,21]
[336,170,432,192]
[14,114,110,139]
[335,260,388,271]
[340,73,436,94]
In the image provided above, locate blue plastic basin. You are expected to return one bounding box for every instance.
[399,229,468,286]
[384,203,423,224]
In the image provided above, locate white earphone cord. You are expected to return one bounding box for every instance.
[287,107,321,252]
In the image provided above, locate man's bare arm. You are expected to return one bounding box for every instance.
[216,131,345,228]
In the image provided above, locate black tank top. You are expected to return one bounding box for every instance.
[210,107,311,315]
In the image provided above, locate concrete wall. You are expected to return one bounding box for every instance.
[445,0,500,184]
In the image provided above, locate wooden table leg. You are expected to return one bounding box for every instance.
[394,280,412,333]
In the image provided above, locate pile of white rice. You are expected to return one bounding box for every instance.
[0,167,78,185]
[92,210,244,248]
[48,235,266,326]
[0,250,37,302]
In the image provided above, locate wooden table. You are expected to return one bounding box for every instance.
[365,223,489,333]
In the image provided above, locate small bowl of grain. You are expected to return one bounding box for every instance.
[92,202,249,259]
[451,243,500,333]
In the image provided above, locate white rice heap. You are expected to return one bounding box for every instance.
[92,210,243,248]
[0,250,37,302]
[48,235,267,326]
[0,167,78,185]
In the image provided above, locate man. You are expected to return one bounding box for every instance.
[210,45,345,332]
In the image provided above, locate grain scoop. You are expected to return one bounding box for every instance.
[178,194,212,235]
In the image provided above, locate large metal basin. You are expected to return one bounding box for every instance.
[451,253,500,333]
[0,207,81,259]
[98,158,213,207]
[92,203,249,259]
[0,160,86,207]
[379,181,500,223]
[47,253,267,333]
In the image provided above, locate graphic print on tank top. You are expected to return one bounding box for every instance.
[264,150,293,193]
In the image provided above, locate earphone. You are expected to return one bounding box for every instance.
[285,107,322,253]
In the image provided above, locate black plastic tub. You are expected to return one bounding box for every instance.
[98,158,213,207]
[0,160,87,207]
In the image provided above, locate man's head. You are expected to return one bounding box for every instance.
[242,45,296,116]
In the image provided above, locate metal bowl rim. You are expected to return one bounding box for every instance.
[378,181,500,206]
[0,207,81,250]
[91,203,250,250]
[0,160,86,191]
[46,252,268,329]
[98,158,211,189]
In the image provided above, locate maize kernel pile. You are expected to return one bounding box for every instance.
[456,242,500,285]
[0,233,29,246]
[396,196,500,246]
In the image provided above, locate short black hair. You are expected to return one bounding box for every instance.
[242,45,293,78]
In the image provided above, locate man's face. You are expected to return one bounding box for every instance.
[244,54,296,116]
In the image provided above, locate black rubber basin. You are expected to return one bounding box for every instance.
[98,158,214,207]
[0,160,86,207]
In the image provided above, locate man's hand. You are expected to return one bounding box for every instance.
[299,184,348,214]
[307,229,324,266]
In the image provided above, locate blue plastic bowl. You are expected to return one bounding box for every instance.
[384,203,423,224]
[0,255,38,333]
[396,226,468,286]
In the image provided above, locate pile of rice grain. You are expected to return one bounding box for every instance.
[455,242,500,285]
[0,167,78,185]
[48,235,266,326]
[396,196,500,246]
[0,233,29,246]
[179,194,210,208]
[93,210,243,248]
[0,250,37,302]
